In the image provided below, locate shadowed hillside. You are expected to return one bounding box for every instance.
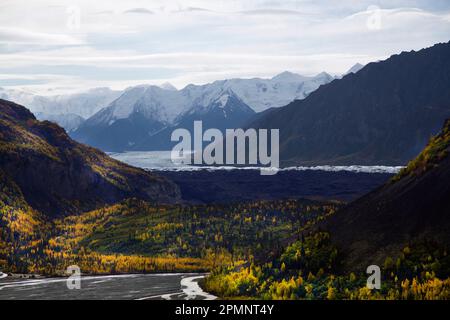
[324,119,450,270]
[202,120,450,300]
[0,99,180,217]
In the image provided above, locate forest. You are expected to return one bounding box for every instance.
[3,187,449,300]
[204,233,450,300]
[1,189,338,276]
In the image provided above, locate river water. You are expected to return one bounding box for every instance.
[0,273,215,300]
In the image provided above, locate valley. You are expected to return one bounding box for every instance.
[158,169,393,203]
[1,41,450,301]
[1,197,339,275]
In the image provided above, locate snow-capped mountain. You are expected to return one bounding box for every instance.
[0,88,48,110]
[159,82,177,91]
[0,87,121,131]
[176,89,255,134]
[72,71,334,151]
[87,85,186,126]
[86,71,334,127]
[35,112,85,133]
[73,87,256,151]
[183,88,254,117]
[132,89,256,151]
[184,71,334,113]
[44,88,122,119]
[2,70,334,151]
[344,63,365,75]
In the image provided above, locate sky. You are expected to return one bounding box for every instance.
[0,0,449,95]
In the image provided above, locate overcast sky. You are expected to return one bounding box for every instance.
[0,0,449,95]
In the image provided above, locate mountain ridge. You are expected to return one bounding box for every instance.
[71,71,334,151]
[249,41,450,166]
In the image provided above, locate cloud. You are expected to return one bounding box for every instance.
[239,9,308,16]
[0,47,373,71]
[0,47,379,95]
[174,7,214,14]
[0,0,449,95]
[0,27,83,45]
[123,8,154,15]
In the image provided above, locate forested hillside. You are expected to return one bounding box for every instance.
[204,119,450,300]
[1,197,337,275]
[0,99,180,217]
[324,118,450,271]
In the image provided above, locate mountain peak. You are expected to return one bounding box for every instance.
[159,82,177,91]
[313,72,333,80]
[345,63,364,75]
[213,88,239,108]
[85,87,117,94]
[0,98,36,122]
[272,71,305,82]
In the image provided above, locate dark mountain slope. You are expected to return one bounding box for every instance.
[323,119,450,271]
[0,99,180,217]
[72,111,165,152]
[250,41,450,166]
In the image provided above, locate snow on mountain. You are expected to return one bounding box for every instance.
[0,87,121,119]
[73,86,257,151]
[98,71,334,125]
[47,88,122,118]
[2,70,335,148]
[2,70,333,130]
[271,71,310,82]
[159,82,177,91]
[0,87,47,109]
[196,71,335,113]
[345,63,365,75]
[127,89,256,151]
[217,92,231,109]
[35,112,85,132]
[88,85,188,126]
[179,88,254,118]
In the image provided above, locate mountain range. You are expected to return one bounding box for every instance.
[1,71,335,152]
[9,40,450,168]
[0,87,121,119]
[72,71,334,152]
[250,41,450,166]
[0,87,121,133]
[17,40,450,169]
[34,112,85,133]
